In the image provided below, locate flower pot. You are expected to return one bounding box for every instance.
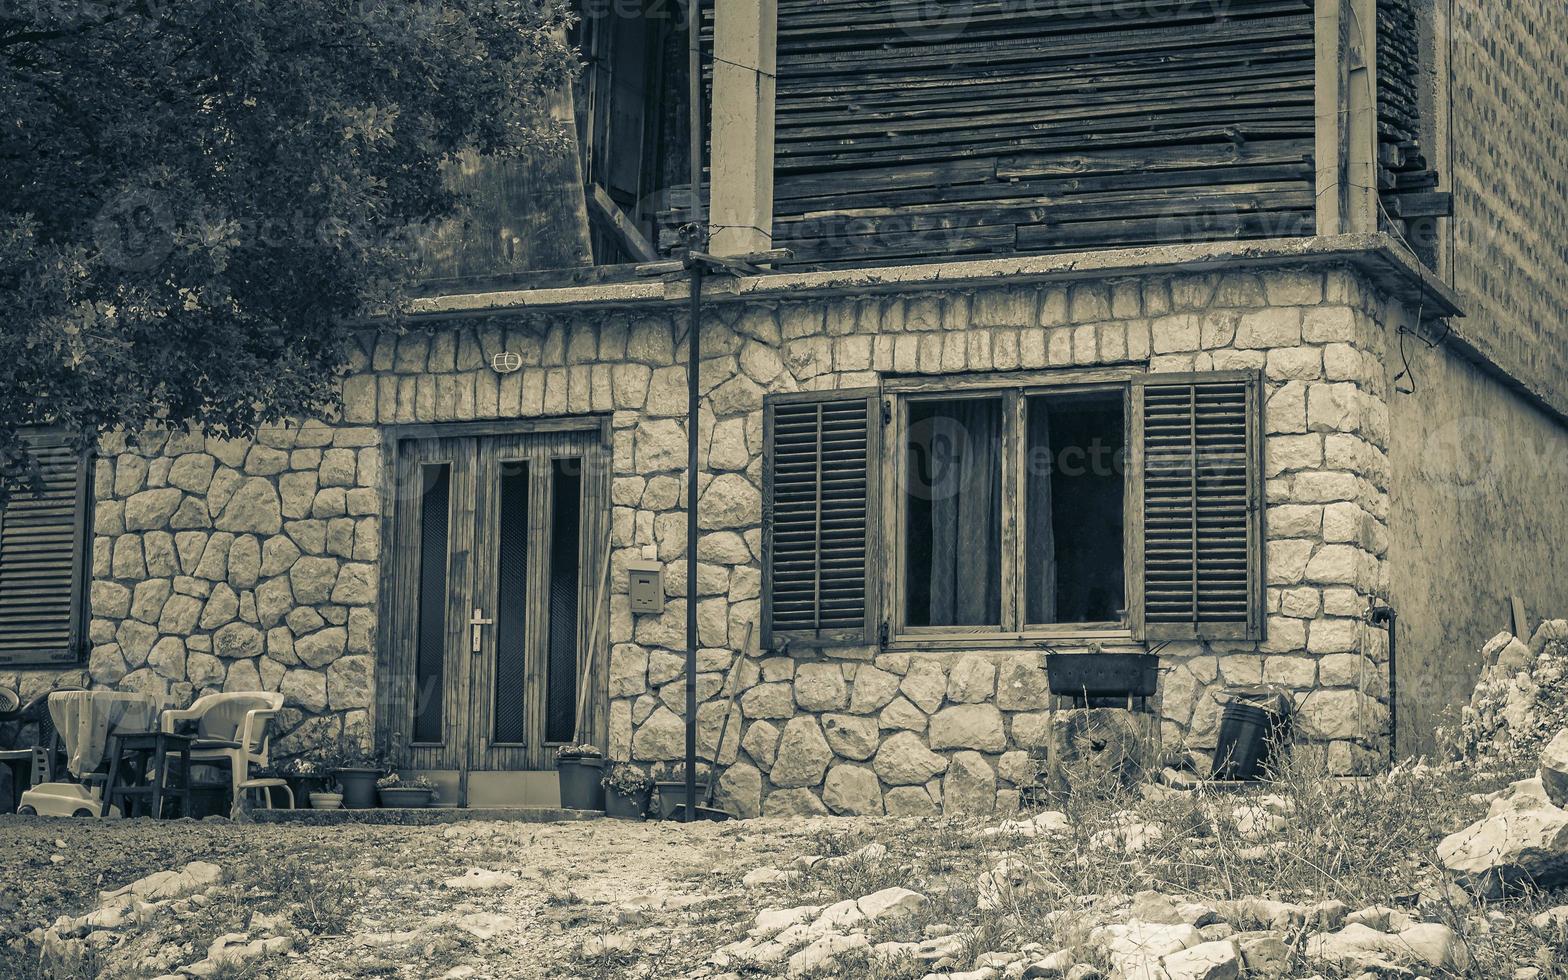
[1046,653,1160,699]
[309,792,344,810]
[604,787,649,820]
[334,768,381,810]
[556,757,605,811]
[377,787,434,808]
[654,781,709,820]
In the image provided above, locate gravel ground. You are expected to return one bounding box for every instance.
[0,813,852,980]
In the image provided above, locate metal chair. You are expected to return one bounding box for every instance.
[160,692,286,818]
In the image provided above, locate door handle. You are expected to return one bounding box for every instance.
[469,607,493,654]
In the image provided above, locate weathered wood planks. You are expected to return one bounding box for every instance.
[770,0,1320,267]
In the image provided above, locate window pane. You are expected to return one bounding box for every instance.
[493,460,529,744]
[904,398,1002,627]
[546,458,582,743]
[413,464,450,744]
[1025,391,1127,624]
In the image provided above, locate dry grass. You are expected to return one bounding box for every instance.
[756,752,1568,979]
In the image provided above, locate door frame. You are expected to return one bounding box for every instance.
[372,415,614,799]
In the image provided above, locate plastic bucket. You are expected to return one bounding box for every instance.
[557,758,606,810]
[1212,700,1288,781]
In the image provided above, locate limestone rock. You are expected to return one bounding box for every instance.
[741,681,795,719]
[929,703,1007,752]
[212,623,263,659]
[941,751,996,815]
[1438,796,1568,897]
[290,556,339,605]
[874,731,949,785]
[295,627,347,669]
[281,669,329,713]
[879,696,928,732]
[1305,922,1468,973]
[1162,940,1240,980]
[326,655,371,709]
[124,489,183,530]
[742,719,781,770]
[822,713,880,761]
[997,659,1051,710]
[822,764,884,815]
[631,707,684,761]
[716,762,763,818]
[1541,729,1568,808]
[763,788,830,817]
[848,665,901,714]
[900,660,948,713]
[771,717,832,788]
[697,473,761,529]
[793,663,848,711]
[946,658,996,703]
[883,786,938,815]
[215,479,282,534]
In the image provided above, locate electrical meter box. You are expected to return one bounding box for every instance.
[627,559,665,614]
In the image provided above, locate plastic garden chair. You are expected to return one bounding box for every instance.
[0,688,77,810]
[160,692,286,818]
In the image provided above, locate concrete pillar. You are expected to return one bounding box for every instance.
[1346,0,1379,234]
[708,0,777,257]
[1314,0,1348,236]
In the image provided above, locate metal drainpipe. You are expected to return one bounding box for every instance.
[1368,603,1398,764]
[682,0,705,824]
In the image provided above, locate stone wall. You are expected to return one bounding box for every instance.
[9,263,1404,809]
[1447,0,1568,413]
[6,423,382,749]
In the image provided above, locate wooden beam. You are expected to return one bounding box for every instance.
[1314,0,1349,236]
[587,184,658,262]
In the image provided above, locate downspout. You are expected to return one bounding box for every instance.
[683,0,706,823]
[1368,602,1398,764]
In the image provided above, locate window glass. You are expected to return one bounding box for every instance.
[1025,390,1127,624]
[904,398,1003,627]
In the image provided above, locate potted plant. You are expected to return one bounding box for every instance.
[651,761,711,820]
[376,773,439,808]
[555,743,605,811]
[309,783,344,810]
[326,737,386,810]
[279,750,332,803]
[601,764,652,820]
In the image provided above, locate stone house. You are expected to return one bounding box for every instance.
[3,0,1566,815]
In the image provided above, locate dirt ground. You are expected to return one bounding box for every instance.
[0,813,856,980]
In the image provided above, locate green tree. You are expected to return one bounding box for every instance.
[0,0,576,498]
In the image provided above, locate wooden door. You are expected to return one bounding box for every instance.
[383,424,610,796]
[468,429,609,771]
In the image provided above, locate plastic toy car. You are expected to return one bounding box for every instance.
[16,782,121,818]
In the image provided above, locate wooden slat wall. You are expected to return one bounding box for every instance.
[770,0,1319,267]
[1140,374,1261,641]
[0,433,88,667]
[1376,0,1440,235]
[763,392,878,646]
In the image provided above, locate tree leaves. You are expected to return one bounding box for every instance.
[0,0,577,499]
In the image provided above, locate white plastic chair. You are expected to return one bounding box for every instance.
[160,692,290,817]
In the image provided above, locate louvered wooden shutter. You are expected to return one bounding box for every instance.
[1137,373,1263,641]
[0,430,90,666]
[763,390,879,647]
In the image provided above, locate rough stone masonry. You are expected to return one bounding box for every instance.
[5,262,1403,816]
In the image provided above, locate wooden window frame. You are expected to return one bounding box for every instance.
[880,368,1140,650]
[0,427,93,668]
